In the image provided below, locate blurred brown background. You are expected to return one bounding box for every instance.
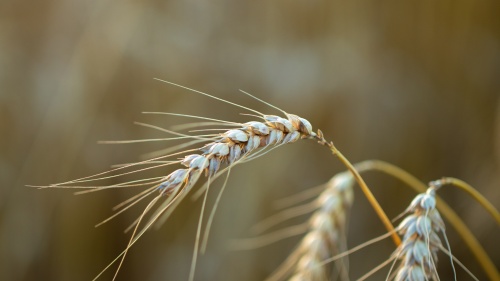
[1,0,499,280]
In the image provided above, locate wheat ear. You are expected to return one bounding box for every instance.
[40,85,320,280]
[350,186,450,281]
[150,112,318,281]
[352,160,499,280]
[261,171,354,281]
[388,186,446,281]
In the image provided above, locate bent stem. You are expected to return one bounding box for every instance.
[314,131,401,246]
[431,177,500,225]
[354,160,500,281]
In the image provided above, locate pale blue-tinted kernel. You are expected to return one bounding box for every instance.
[415,216,432,236]
[225,129,249,143]
[408,193,426,211]
[275,130,284,143]
[420,193,436,210]
[245,135,254,151]
[251,135,261,150]
[181,154,200,167]
[264,115,293,132]
[158,169,188,192]
[398,215,418,233]
[245,121,270,135]
[208,143,230,156]
[229,145,241,164]
[266,130,277,145]
[298,117,313,135]
[283,131,301,144]
[208,158,220,175]
[189,155,209,170]
[405,266,426,281]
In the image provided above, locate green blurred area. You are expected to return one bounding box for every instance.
[1,0,499,280]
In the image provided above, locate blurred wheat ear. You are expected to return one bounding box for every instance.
[265,171,355,281]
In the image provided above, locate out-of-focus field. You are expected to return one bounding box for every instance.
[1,1,499,280]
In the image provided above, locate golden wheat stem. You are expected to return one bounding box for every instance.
[430,177,500,224]
[353,160,500,281]
[320,139,401,246]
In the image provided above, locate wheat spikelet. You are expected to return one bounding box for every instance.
[264,171,354,281]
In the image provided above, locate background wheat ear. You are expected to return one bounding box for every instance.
[389,187,443,280]
[264,171,355,281]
